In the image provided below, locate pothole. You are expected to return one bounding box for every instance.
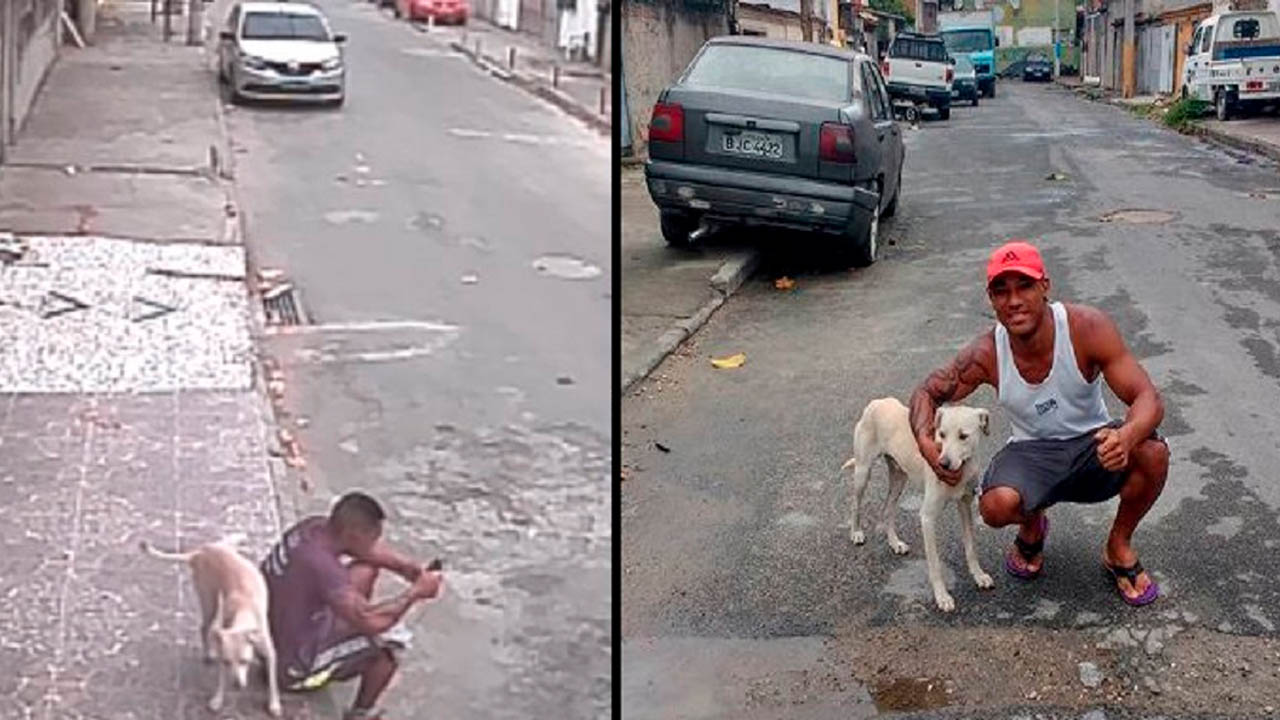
[532,254,603,280]
[870,676,952,712]
[1099,209,1177,224]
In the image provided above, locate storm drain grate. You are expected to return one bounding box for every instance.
[263,284,306,326]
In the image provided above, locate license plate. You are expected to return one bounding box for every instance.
[722,131,784,160]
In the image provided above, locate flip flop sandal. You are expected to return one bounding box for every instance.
[1103,560,1160,607]
[1004,515,1049,580]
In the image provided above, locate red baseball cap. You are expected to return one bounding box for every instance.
[986,241,1046,285]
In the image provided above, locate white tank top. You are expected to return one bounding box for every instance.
[995,302,1111,442]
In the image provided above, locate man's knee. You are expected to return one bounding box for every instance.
[1132,438,1170,477]
[979,487,1023,527]
[348,562,380,598]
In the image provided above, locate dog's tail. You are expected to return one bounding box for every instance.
[139,540,197,563]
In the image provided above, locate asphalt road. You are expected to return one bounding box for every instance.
[621,81,1280,718]
[221,3,610,717]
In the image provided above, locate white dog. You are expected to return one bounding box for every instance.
[141,533,282,716]
[841,397,995,612]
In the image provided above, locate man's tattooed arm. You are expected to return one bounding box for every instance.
[909,333,995,441]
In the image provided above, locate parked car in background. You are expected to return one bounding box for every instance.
[1022,52,1052,81]
[217,1,347,106]
[395,0,469,24]
[1182,9,1280,120]
[883,31,954,120]
[644,36,905,267]
[951,54,979,105]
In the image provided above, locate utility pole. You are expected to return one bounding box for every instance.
[1053,0,1060,77]
[186,0,201,45]
[1122,0,1135,96]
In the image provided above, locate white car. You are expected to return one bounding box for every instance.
[217,1,347,106]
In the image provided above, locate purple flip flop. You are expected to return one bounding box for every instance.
[1103,560,1160,607]
[1004,515,1049,580]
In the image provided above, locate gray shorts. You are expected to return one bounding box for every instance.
[980,421,1165,514]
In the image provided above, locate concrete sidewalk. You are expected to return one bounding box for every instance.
[412,15,610,133]
[620,165,759,395]
[0,3,305,718]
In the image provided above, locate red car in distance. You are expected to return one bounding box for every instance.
[395,0,469,24]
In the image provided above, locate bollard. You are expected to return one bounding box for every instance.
[475,39,481,58]
[427,14,434,30]
[552,64,560,88]
[598,86,606,116]
[508,46,517,70]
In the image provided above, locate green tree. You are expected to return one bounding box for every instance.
[868,0,914,27]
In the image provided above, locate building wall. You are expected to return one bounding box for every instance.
[736,5,806,38]
[5,0,60,153]
[622,0,729,156]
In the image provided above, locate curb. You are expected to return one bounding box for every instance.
[1192,124,1280,164]
[621,249,761,396]
[449,40,610,136]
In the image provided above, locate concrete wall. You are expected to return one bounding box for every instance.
[736,5,806,39]
[622,0,730,156]
[4,0,60,155]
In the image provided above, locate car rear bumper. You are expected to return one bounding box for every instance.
[410,5,468,20]
[952,80,978,98]
[886,81,951,106]
[644,160,878,235]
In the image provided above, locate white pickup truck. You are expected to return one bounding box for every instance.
[1183,9,1280,120]
[882,31,955,120]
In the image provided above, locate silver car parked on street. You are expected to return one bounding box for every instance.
[644,36,905,267]
[218,1,347,106]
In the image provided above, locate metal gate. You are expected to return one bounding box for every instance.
[620,42,631,155]
[1158,23,1175,94]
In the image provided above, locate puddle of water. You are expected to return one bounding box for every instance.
[533,255,602,280]
[870,677,951,712]
[1099,209,1177,224]
[324,210,379,225]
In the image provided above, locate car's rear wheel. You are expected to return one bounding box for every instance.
[881,169,901,218]
[988,82,996,98]
[1215,88,1233,121]
[937,105,951,120]
[660,210,696,247]
[972,93,979,107]
[841,194,880,268]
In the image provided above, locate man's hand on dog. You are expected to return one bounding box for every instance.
[918,435,963,486]
[1094,426,1133,472]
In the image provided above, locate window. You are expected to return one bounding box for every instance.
[942,29,993,53]
[683,45,852,103]
[1199,24,1214,53]
[241,12,330,41]
[1189,26,1201,53]
[889,38,950,62]
[860,62,888,121]
[1231,18,1260,40]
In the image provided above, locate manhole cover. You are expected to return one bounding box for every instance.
[1099,209,1177,224]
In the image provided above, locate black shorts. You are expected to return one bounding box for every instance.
[980,421,1166,514]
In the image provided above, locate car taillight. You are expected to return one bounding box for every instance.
[881,60,890,76]
[946,67,954,83]
[819,122,855,164]
[649,102,684,144]
[1247,79,1264,91]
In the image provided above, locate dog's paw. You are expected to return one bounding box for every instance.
[934,591,956,612]
[973,571,995,589]
[888,539,910,555]
[851,529,866,545]
[267,699,283,717]
[208,695,224,712]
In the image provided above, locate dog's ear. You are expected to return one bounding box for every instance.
[934,406,944,430]
[978,409,990,436]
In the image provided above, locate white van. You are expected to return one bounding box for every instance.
[1183,9,1280,120]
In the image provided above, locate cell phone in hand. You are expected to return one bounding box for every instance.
[426,558,443,572]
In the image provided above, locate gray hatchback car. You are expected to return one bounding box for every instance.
[644,36,905,267]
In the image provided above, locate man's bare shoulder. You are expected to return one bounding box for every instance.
[1062,303,1119,342]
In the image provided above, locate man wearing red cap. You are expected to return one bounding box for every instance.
[908,240,1169,606]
